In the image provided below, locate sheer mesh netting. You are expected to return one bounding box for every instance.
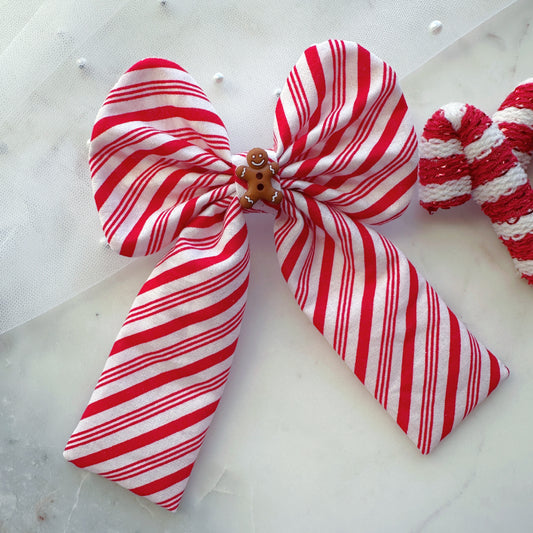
[0,0,515,333]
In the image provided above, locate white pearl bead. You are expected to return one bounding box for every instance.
[76,57,87,69]
[213,72,224,83]
[428,20,443,35]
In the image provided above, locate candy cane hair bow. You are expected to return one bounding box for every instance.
[419,80,533,283]
[64,40,509,512]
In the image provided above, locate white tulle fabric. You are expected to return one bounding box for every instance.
[0,0,515,333]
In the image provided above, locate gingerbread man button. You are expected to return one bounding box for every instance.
[236,148,283,208]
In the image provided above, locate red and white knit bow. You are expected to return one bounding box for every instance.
[64,40,509,511]
[419,80,533,283]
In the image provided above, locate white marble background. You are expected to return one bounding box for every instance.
[2,0,533,532]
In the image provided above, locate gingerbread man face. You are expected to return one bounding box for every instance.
[236,148,283,208]
[248,149,268,169]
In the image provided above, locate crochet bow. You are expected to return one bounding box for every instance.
[64,40,509,511]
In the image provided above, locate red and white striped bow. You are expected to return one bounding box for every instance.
[64,40,509,511]
[419,80,533,283]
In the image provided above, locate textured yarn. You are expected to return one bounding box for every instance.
[419,80,533,284]
[64,41,509,511]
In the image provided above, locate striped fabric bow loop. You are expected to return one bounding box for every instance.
[419,79,533,283]
[64,40,509,511]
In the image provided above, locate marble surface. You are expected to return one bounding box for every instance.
[2,0,533,532]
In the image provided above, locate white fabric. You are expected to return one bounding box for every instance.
[0,0,516,333]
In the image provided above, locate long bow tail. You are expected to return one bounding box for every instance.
[63,59,249,511]
[419,80,533,283]
[274,40,509,454]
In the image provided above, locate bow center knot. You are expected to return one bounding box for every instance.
[233,148,283,213]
